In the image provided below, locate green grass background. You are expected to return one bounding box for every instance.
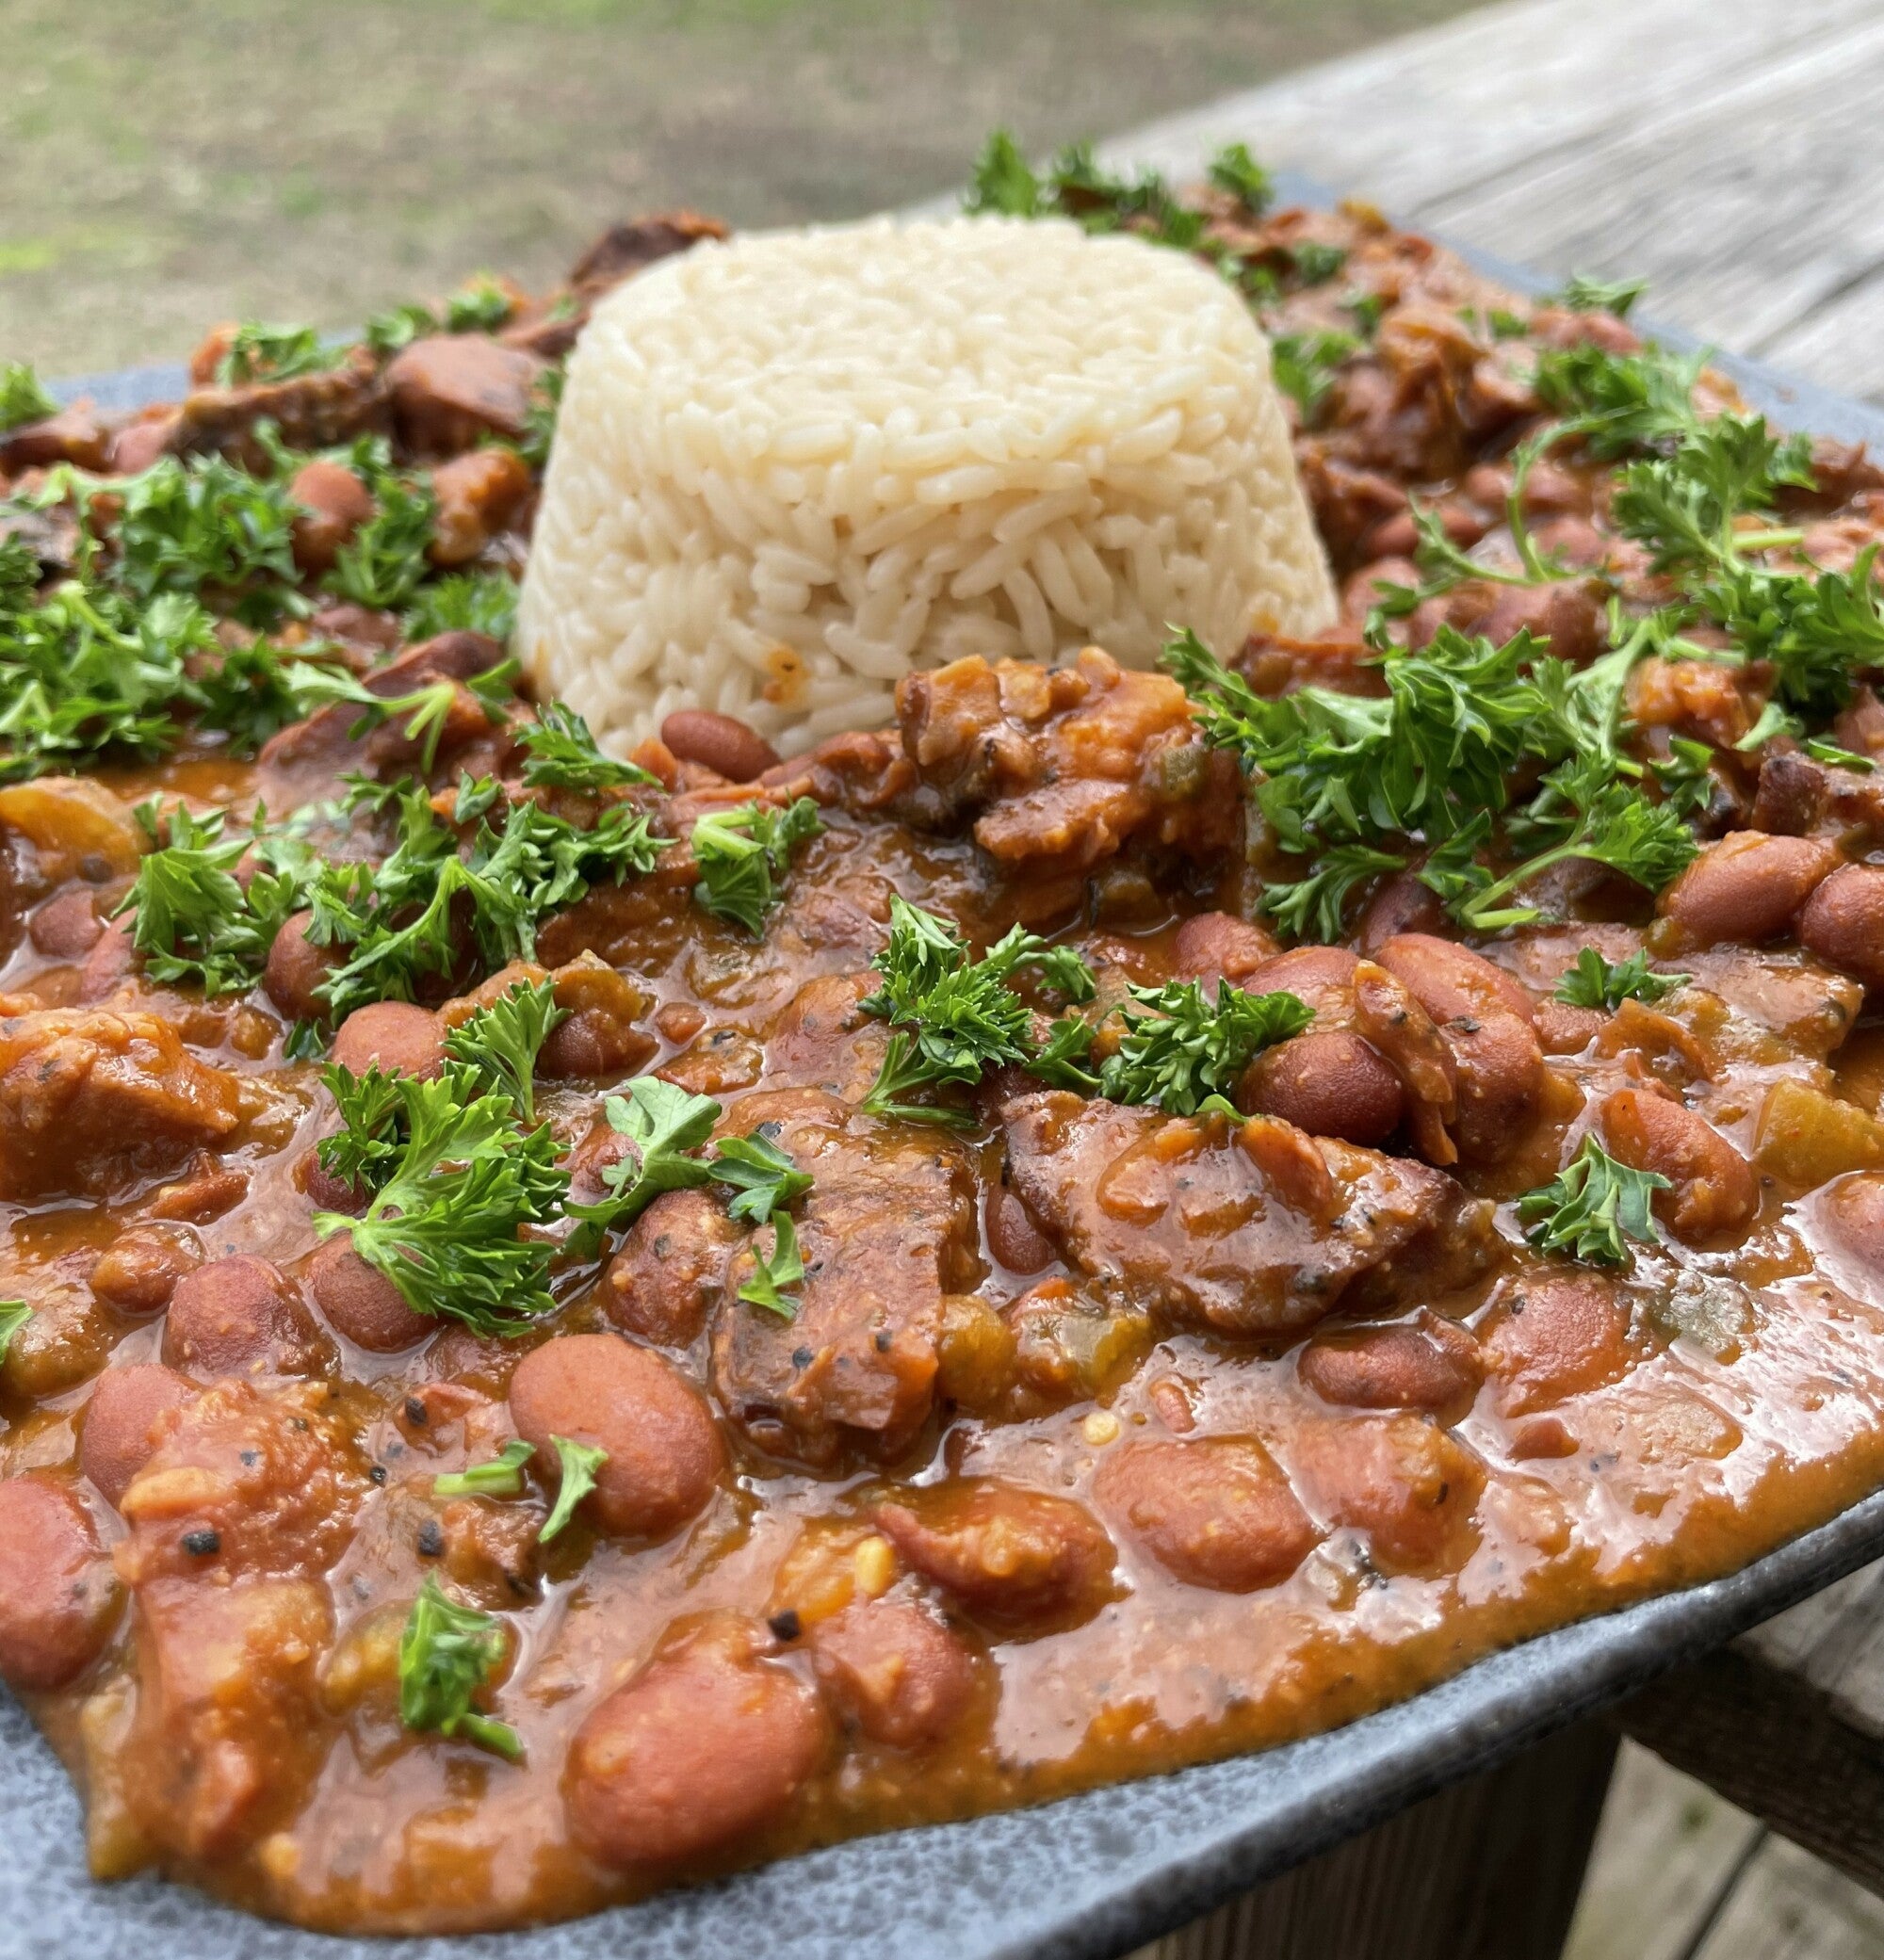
[6,0,1473,376]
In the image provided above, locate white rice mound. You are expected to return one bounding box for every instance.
[519,214,1336,757]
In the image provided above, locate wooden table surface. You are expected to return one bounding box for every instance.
[1083,1,1884,1952]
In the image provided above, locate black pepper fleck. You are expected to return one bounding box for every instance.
[405,1397,429,1426]
[368,1465,388,1485]
[873,1330,892,1353]
[791,1347,814,1369]
[239,1450,260,1467]
[181,1529,220,1557]
[768,1609,802,1642]
[417,1519,445,1557]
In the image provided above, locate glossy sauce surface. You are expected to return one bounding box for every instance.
[7,196,1884,1936]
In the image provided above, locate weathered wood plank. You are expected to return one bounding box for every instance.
[1096,0,1875,217]
[1694,1833,1884,1960]
[1562,1744,1761,1960]
[1762,284,1884,406]
[1426,14,1884,367]
[1600,1591,1884,1897]
[1128,1721,1616,1960]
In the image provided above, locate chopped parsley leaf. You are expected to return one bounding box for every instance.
[398,1573,522,1760]
[518,701,657,792]
[0,1299,30,1362]
[432,1438,534,1498]
[709,1131,813,1226]
[539,1436,606,1542]
[443,978,566,1125]
[690,797,822,934]
[1098,980,1313,1116]
[0,364,57,433]
[858,897,1096,1125]
[1554,948,1690,1011]
[739,1213,805,1319]
[1518,1134,1667,1266]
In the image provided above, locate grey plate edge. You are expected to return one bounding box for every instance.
[14,167,1884,1960]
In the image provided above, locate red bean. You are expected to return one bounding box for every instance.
[567,1615,829,1866]
[330,1000,446,1079]
[263,910,339,1021]
[873,1479,1115,1629]
[510,1333,723,1539]
[80,1364,194,1507]
[806,1597,979,1747]
[89,1224,202,1316]
[1239,1028,1405,1145]
[1170,912,1279,988]
[306,1236,433,1353]
[1298,1310,1485,1416]
[1355,871,1447,952]
[1825,1174,1884,1271]
[75,915,138,1002]
[1481,1272,1634,1416]
[29,887,104,959]
[161,1255,321,1380]
[1094,1436,1319,1592]
[0,1476,116,1688]
[660,710,780,783]
[1798,863,1884,989]
[1600,1088,1757,1243]
[1658,831,1838,946]
[1244,944,1358,1016]
[299,1147,367,1215]
[1286,1414,1485,1573]
[984,1181,1057,1275]
[1374,933,1542,1162]
[287,460,374,577]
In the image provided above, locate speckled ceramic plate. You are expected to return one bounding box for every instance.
[13,176,1884,1960]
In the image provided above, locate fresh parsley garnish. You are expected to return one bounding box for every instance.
[539,1436,606,1542]
[214,321,336,387]
[1517,1134,1667,1266]
[1098,979,1312,1115]
[1164,625,1698,937]
[0,364,57,432]
[1551,273,1648,318]
[116,805,312,996]
[445,276,514,333]
[432,1437,534,1498]
[402,569,519,645]
[518,702,656,792]
[443,978,565,1124]
[1553,948,1689,1011]
[1269,328,1359,425]
[313,1061,569,1333]
[690,797,822,934]
[739,1213,805,1319]
[857,897,1096,1126]
[398,1573,522,1760]
[709,1131,813,1226]
[1207,142,1272,214]
[328,473,438,610]
[113,453,303,626]
[311,781,660,1018]
[0,1299,31,1362]
[565,1076,722,1248]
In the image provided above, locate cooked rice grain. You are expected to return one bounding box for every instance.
[519,216,1335,756]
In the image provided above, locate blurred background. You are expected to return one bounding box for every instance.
[7,0,1474,377]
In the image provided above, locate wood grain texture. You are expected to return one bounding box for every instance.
[1563,1744,1761,1960]
[1694,1834,1884,1960]
[1616,1561,1884,1897]
[1127,1721,1617,1960]
[1095,0,1884,402]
